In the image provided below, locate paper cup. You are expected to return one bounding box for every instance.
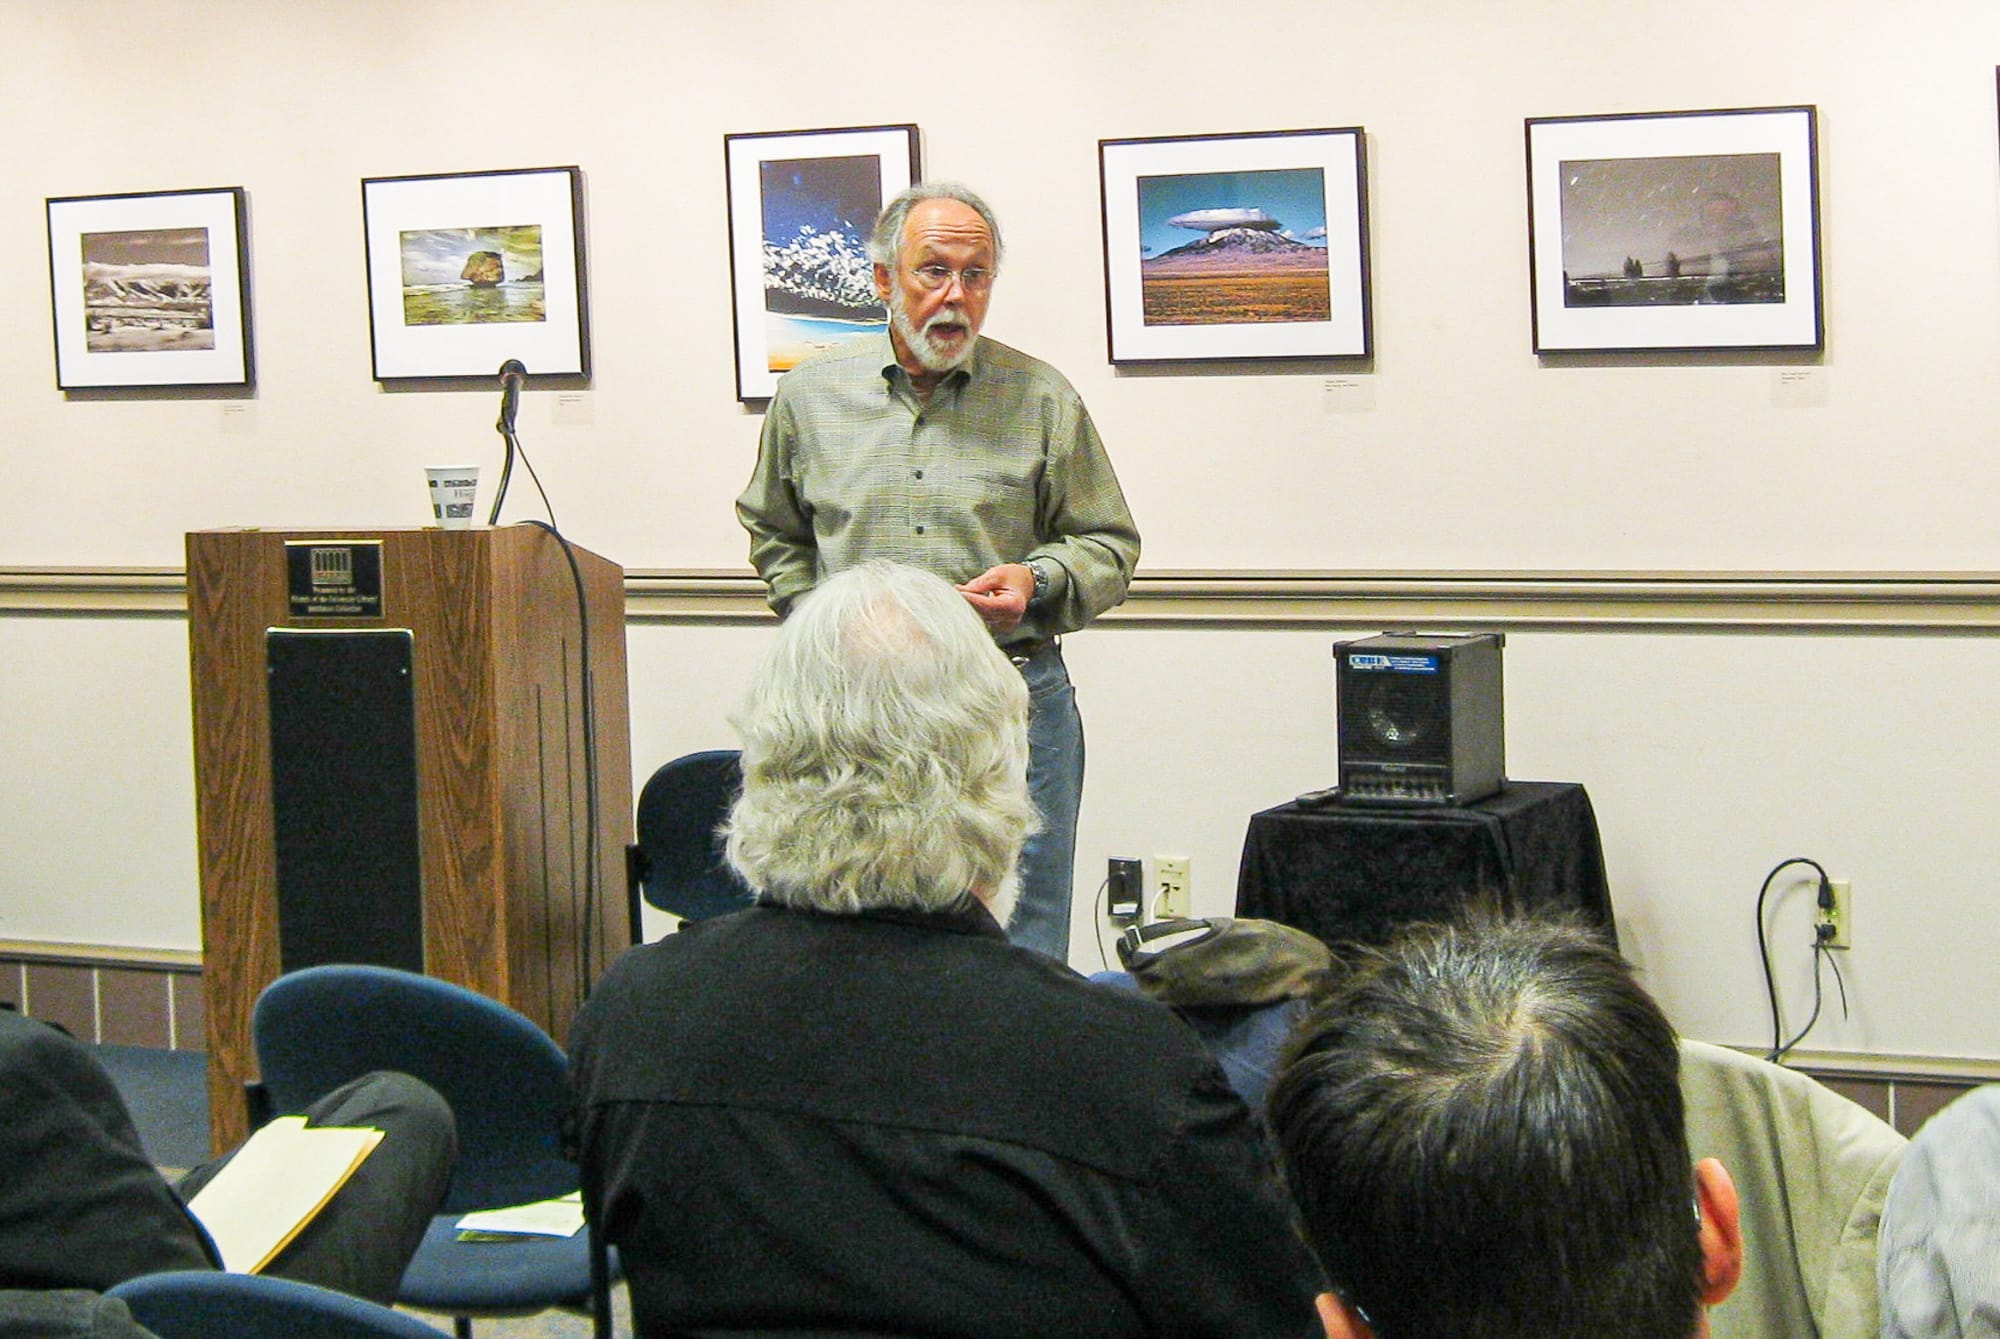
[426,466,479,529]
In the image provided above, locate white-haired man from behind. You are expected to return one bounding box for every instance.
[567,560,1321,1338]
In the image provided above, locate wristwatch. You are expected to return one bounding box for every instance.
[1025,559,1051,608]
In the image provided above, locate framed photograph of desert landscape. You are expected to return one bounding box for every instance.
[46,187,251,390]
[725,123,921,400]
[1526,106,1821,353]
[1099,128,1370,364]
[361,166,589,380]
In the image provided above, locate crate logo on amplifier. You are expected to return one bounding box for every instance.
[1349,653,1440,673]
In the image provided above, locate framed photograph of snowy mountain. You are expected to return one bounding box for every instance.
[47,187,252,390]
[725,124,921,401]
[1099,128,1371,365]
[362,166,589,380]
[1525,106,1821,353]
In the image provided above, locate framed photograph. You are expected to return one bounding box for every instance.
[46,187,251,390]
[1098,128,1371,364]
[725,124,921,401]
[1526,106,1821,353]
[361,166,588,380]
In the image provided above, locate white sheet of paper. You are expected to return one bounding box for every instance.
[185,1116,384,1273]
[454,1190,586,1238]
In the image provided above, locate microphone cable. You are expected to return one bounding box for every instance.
[487,383,604,1012]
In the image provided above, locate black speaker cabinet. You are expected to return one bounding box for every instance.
[1335,632,1505,805]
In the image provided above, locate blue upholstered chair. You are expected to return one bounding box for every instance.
[109,1270,443,1339]
[627,748,755,938]
[250,965,613,1339]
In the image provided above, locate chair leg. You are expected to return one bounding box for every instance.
[453,1317,473,1339]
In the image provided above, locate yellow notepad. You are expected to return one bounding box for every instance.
[184,1116,384,1273]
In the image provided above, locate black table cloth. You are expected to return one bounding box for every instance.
[1234,781,1613,950]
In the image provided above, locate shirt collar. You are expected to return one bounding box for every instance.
[874,331,978,395]
[760,893,1010,942]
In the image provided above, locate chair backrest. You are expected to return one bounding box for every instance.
[1679,1038,1907,1339]
[630,749,754,926]
[252,964,574,1213]
[109,1270,442,1339]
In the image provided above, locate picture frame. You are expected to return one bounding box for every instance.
[361,166,589,381]
[1525,106,1822,353]
[46,186,252,390]
[1098,128,1371,365]
[725,124,921,401]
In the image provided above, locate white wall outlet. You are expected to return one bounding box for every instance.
[1154,855,1190,919]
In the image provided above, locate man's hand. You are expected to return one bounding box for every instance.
[957,563,1033,634]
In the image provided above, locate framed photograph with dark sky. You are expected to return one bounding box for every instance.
[1099,128,1370,364]
[46,187,252,390]
[1526,106,1821,353]
[361,166,589,380]
[725,124,921,401]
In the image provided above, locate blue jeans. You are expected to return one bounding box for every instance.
[1008,643,1083,960]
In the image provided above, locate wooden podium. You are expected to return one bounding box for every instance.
[186,526,633,1151]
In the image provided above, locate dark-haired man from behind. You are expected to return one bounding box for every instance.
[1268,916,1744,1339]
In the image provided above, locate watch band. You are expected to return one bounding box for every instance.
[1025,559,1051,607]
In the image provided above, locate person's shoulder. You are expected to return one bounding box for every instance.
[0,1009,90,1073]
[985,947,1213,1059]
[776,335,890,388]
[971,338,1085,401]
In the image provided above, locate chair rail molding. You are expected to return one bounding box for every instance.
[12,565,2000,631]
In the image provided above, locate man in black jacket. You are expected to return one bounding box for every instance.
[569,561,1321,1337]
[0,1006,454,1303]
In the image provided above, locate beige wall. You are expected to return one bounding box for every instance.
[6,1,2000,1064]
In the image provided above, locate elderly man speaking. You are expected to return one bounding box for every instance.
[567,561,1318,1338]
[737,182,1140,961]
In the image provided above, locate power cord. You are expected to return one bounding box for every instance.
[1755,856,1850,1062]
[1091,877,1115,971]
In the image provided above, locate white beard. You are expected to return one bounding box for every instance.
[888,283,977,374]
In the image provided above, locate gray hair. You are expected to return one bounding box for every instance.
[723,561,1037,916]
[868,181,1005,273]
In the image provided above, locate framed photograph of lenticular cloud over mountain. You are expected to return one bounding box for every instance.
[1099,128,1371,364]
[725,123,921,401]
[47,186,252,389]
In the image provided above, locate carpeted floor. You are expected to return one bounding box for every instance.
[95,1044,211,1172]
[92,1044,629,1337]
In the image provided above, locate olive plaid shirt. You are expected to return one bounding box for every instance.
[736,334,1139,644]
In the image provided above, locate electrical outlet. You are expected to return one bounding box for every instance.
[1155,855,1190,919]
[1107,856,1144,920]
[1816,879,1852,949]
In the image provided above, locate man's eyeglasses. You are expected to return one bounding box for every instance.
[907,264,996,293]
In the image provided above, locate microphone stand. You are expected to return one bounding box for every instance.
[488,360,525,524]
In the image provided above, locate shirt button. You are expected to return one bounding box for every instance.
[915,525,926,535]
[914,469,924,479]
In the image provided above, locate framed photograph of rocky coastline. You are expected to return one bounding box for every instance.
[1098,128,1370,365]
[47,186,252,390]
[725,124,921,401]
[1526,106,1822,353]
[361,166,589,380]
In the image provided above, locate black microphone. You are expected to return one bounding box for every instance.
[496,359,526,435]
